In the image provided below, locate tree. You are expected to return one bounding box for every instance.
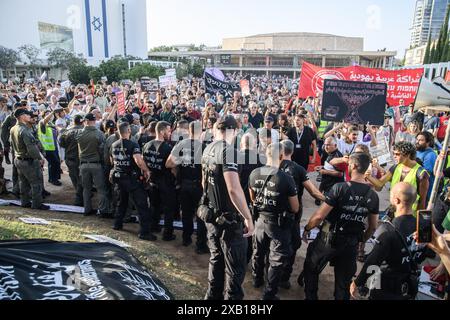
[430,43,437,63]
[438,4,450,61]
[18,44,41,75]
[188,44,206,51]
[118,63,164,81]
[423,35,432,64]
[150,46,177,52]
[442,36,450,63]
[47,48,84,79]
[187,62,205,78]
[0,46,20,79]
[88,56,132,83]
[68,62,94,85]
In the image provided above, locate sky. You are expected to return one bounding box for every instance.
[146,0,416,58]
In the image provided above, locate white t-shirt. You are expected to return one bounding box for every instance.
[257,128,280,143]
[337,138,370,155]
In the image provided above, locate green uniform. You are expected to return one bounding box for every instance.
[10,122,44,209]
[59,125,84,205]
[75,126,109,215]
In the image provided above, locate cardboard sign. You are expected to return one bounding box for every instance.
[165,69,176,77]
[322,79,387,125]
[158,75,177,88]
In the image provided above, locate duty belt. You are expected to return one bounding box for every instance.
[16,157,34,161]
[81,161,100,164]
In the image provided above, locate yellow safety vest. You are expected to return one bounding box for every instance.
[38,125,56,152]
[391,163,422,213]
[318,120,329,138]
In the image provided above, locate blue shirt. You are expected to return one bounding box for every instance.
[417,147,437,199]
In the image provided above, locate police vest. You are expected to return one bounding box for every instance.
[317,120,329,138]
[38,125,56,151]
[391,163,422,212]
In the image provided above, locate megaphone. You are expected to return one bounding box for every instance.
[414,76,450,111]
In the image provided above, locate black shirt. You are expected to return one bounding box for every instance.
[240,150,266,203]
[320,149,344,192]
[142,139,173,181]
[355,215,428,287]
[287,126,316,169]
[248,112,264,129]
[249,166,297,215]
[202,140,240,213]
[325,182,379,235]
[111,139,141,175]
[280,159,308,199]
[170,138,203,181]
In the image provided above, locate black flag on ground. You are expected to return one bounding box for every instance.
[204,72,241,99]
[0,240,173,300]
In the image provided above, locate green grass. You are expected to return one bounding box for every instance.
[0,210,204,300]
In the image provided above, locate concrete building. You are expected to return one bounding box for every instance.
[405,44,429,66]
[410,0,449,48]
[149,33,396,78]
[0,0,148,79]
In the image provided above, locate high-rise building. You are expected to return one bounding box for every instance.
[410,0,449,48]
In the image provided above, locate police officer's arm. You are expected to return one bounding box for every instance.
[224,172,253,221]
[23,130,43,160]
[305,203,334,232]
[364,213,379,243]
[1,117,11,149]
[42,111,54,125]
[166,142,182,169]
[303,180,325,201]
[133,153,151,180]
[288,196,299,214]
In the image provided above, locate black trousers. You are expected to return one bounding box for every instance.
[179,180,207,248]
[303,234,358,300]
[281,214,302,283]
[45,150,61,182]
[205,220,247,300]
[252,216,292,299]
[114,176,150,237]
[149,176,177,236]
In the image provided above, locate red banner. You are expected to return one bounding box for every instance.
[298,62,424,106]
[117,91,126,116]
[446,70,450,83]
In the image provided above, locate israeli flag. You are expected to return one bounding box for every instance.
[84,0,109,58]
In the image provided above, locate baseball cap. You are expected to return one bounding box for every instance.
[14,109,32,118]
[264,116,274,122]
[105,120,116,129]
[84,113,96,121]
[217,115,238,130]
[73,114,85,124]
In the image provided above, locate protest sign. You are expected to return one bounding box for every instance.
[165,68,176,77]
[158,75,177,88]
[240,75,251,96]
[299,61,423,106]
[116,91,126,116]
[204,72,240,99]
[322,79,387,125]
[141,77,159,92]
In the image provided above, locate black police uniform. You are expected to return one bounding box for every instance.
[249,166,297,300]
[142,139,177,240]
[303,181,379,300]
[354,215,427,300]
[170,138,207,251]
[110,138,151,238]
[279,159,309,284]
[201,140,247,300]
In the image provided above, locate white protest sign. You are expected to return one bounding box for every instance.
[158,75,177,88]
[61,80,71,90]
[84,235,131,248]
[19,217,51,225]
[370,131,392,165]
[165,68,176,77]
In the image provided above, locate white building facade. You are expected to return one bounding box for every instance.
[0,0,148,65]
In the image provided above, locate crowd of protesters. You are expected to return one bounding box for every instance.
[0,72,449,300]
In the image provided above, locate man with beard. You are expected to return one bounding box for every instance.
[416,131,437,200]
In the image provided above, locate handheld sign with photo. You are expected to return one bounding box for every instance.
[141,77,159,92]
[321,79,387,126]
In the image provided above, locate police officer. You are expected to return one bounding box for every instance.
[201,115,254,300]
[111,121,155,241]
[10,109,49,210]
[1,102,26,197]
[278,139,325,289]
[59,115,84,206]
[142,121,177,241]
[76,113,109,216]
[166,121,208,253]
[350,182,428,300]
[249,142,299,300]
[302,152,379,300]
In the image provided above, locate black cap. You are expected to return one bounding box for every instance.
[217,115,238,130]
[13,102,22,110]
[105,120,116,129]
[14,109,32,118]
[264,116,274,122]
[54,107,64,114]
[84,113,96,121]
[74,114,84,124]
[124,113,134,124]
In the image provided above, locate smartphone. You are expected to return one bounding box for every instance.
[416,210,432,243]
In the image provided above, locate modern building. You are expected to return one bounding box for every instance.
[405,44,429,66]
[410,0,449,48]
[148,33,397,78]
[0,0,148,79]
